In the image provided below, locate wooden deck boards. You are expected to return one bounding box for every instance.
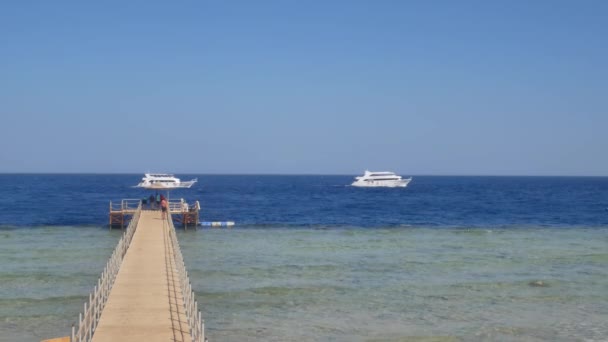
[92,211,190,342]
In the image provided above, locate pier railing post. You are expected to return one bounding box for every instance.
[166,214,206,342]
[72,203,142,341]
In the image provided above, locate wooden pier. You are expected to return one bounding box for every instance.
[67,205,205,342]
[93,211,189,341]
[110,199,200,229]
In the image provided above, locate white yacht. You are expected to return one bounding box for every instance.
[134,173,197,189]
[351,170,412,188]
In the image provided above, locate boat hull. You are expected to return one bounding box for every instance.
[352,178,411,188]
[135,179,197,190]
[135,184,195,190]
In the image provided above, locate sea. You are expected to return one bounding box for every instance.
[1,174,607,342]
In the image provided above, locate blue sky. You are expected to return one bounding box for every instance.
[1,1,606,175]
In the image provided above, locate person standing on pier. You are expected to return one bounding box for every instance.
[155,193,160,209]
[160,197,168,219]
[149,194,155,209]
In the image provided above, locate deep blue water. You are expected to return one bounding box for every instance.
[1,174,607,228]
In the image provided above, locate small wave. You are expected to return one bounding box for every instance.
[0,224,107,230]
[0,295,85,306]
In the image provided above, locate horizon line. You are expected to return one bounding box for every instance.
[0,172,606,177]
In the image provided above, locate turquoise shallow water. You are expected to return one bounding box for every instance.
[2,226,606,341]
[0,227,121,341]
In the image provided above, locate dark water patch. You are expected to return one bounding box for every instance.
[529,280,550,287]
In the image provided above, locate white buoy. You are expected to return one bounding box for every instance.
[200,221,235,227]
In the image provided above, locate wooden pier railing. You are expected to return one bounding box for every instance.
[109,199,200,229]
[167,209,205,341]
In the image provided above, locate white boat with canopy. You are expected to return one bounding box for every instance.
[134,173,197,189]
[351,170,411,188]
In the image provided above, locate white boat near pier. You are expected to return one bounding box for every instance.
[134,173,197,190]
[352,170,411,188]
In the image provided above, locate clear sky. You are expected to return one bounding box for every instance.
[1,1,606,175]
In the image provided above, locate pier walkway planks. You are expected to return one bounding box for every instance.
[91,210,190,342]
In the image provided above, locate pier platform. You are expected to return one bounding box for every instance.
[110,199,200,229]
